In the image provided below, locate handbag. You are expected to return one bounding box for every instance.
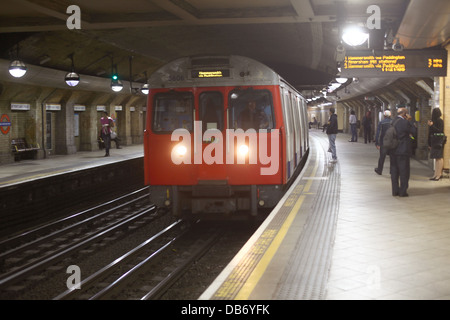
[111,130,117,139]
[431,133,446,149]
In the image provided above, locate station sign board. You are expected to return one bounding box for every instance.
[340,49,447,78]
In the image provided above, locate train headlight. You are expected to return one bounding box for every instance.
[174,145,187,157]
[238,144,249,157]
[171,144,190,165]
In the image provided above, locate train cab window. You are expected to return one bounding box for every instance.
[152,92,193,133]
[199,92,223,134]
[229,89,274,131]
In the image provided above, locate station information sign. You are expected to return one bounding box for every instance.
[340,49,447,77]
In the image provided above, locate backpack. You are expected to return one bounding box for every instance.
[383,118,400,150]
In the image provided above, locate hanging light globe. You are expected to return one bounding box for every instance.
[9,60,27,78]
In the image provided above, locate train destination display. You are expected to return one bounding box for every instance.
[191,69,230,78]
[340,49,447,77]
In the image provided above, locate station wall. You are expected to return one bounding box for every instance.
[0,81,147,165]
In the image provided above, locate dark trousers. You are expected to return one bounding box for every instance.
[376,146,388,174]
[390,154,410,196]
[364,127,371,143]
[101,133,111,155]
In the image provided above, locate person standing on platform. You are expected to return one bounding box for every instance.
[428,108,445,180]
[389,107,416,197]
[362,111,372,143]
[100,111,114,157]
[349,110,358,142]
[374,110,392,175]
[326,107,338,163]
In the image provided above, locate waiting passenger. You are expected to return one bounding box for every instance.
[389,107,416,197]
[326,107,338,163]
[99,111,114,157]
[428,108,445,180]
[374,110,392,175]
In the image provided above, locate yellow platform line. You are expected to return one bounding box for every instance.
[234,193,306,299]
[234,147,321,300]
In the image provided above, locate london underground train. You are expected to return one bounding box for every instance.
[143,55,309,219]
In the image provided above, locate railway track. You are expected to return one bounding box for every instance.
[53,219,223,300]
[0,187,165,299]
[0,186,259,300]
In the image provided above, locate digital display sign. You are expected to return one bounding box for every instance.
[191,69,230,78]
[340,49,447,78]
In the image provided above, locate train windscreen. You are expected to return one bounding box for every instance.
[229,89,274,131]
[152,92,194,133]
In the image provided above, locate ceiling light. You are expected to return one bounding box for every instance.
[65,54,80,87]
[342,26,369,46]
[111,79,123,92]
[9,60,27,78]
[65,72,80,87]
[141,83,149,95]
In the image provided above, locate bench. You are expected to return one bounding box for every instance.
[11,138,40,161]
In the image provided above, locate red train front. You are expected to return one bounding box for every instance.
[144,55,309,219]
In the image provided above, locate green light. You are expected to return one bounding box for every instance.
[112,74,118,80]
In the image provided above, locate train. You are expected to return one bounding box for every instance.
[143,55,309,219]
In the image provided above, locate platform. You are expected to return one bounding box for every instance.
[0,144,144,188]
[200,129,450,300]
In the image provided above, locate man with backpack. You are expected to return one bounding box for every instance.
[389,108,417,197]
[374,110,392,175]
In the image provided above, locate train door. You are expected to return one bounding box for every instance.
[196,90,226,181]
[281,86,294,181]
[301,99,309,150]
[291,93,301,166]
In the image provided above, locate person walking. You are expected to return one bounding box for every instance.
[374,110,392,175]
[349,110,358,142]
[100,111,114,157]
[428,108,445,180]
[326,107,338,163]
[389,108,417,197]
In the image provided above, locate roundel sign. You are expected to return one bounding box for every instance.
[0,114,11,134]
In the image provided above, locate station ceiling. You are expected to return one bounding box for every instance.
[0,0,449,100]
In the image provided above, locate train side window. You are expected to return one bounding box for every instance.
[152,92,194,133]
[229,89,274,130]
[199,92,223,134]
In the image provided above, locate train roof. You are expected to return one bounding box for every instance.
[148,55,283,89]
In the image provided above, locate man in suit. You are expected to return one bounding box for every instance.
[374,110,392,175]
[389,107,417,197]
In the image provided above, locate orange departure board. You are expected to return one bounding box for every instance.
[340,49,447,77]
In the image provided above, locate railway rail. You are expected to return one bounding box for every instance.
[0,187,161,298]
[54,219,223,300]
